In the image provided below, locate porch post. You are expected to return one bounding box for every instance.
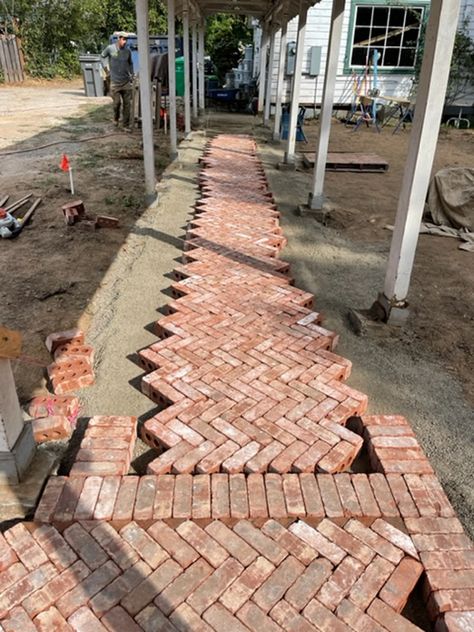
[198,20,205,111]
[136,0,156,199]
[273,13,289,141]
[167,0,178,158]
[284,2,307,163]
[257,27,269,114]
[183,0,191,137]
[192,22,198,118]
[263,27,276,126]
[376,0,461,323]
[308,0,345,210]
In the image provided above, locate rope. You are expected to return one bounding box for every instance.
[0,132,124,157]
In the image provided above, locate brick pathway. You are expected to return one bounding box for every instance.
[1,135,473,631]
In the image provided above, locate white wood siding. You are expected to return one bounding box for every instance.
[263,0,473,106]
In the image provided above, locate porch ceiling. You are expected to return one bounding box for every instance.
[174,0,318,25]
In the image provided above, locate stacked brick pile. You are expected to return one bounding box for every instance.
[0,135,472,631]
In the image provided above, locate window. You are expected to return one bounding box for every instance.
[349,4,425,70]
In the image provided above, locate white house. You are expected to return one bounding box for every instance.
[256,0,473,108]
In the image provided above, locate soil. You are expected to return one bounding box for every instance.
[0,81,472,535]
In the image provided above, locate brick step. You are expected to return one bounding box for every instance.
[68,416,137,477]
[34,472,456,529]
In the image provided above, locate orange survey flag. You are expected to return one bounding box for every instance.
[60,154,70,171]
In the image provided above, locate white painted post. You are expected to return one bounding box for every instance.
[380,0,461,318]
[273,16,289,141]
[309,0,345,209]
[0,359,34,484]
[284,3,307,163]
[264,28,276,126]
[183,1,191,137]
[192,22,198,118]
[167,0,178,158]
[198,20,205,112]
[257,27,269,114]
[136,0,156,199]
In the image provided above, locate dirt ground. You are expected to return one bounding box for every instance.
[0,80,472,535]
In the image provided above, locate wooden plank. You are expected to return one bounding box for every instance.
[4,37,16,82]
[0,38,11,83]
[0,326,22,359]
[10,36,24,82]
[302,152,389,173]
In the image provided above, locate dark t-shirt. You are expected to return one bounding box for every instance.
[101,43,133,84]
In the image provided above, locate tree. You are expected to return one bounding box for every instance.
[415,17,474,106]
[205,14,252,84]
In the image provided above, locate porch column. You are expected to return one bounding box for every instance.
[257,27,269,114]
[167,0,178,158]
[198,20,205,111]
[136,0,156,199]
[192,22,198,118]
[273,13,289,141]
[183,0,191,137]
[376,0,461,323]
[308,0,345,209]
[284,2,307,163]
[263,28,276,126]
[0,329,35,485]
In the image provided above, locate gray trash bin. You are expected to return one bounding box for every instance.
[79,54,104,97]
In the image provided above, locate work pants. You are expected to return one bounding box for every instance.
[111,81,133,127]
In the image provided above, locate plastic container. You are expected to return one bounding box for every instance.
[175,56,185,96]
[79,54,104,97]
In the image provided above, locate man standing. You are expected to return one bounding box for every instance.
[101,32,134,131]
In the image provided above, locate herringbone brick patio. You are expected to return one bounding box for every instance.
[1,135,472,631]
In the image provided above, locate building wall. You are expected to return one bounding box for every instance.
[262,0,473,107]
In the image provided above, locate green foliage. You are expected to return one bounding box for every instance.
[205,14,252,84]
[415,17,474,105]
[2,0,167,78]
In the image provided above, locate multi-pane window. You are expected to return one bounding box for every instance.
[350,5,425,69]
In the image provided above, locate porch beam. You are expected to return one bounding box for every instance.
[167,0,178,158]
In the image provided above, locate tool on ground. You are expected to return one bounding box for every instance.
[0,198,41,238]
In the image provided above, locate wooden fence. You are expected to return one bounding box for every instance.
[0,34,24,83]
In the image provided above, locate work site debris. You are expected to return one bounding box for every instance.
[61,200,120,229]
[31,415,72,444]
[45,329,84,353]
[95,215,120,228]
[28,394,80,419]
[0,194,41,238]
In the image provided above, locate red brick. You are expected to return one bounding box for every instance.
[233,520,287,565]
[31,416,72,443]
[270,600,319,632]
[34,476,67,522]
[237,601,283,632]
[203,603,250,632]
[211,473,230,520]
[292,440,332,472]
[421,475,457,517]
[351,474,382,519]
[229,474,249,519]
[176,521,228,568]
[303,599,352,632]
[371,518,420,560]
[154,558,213,616]
[245,441,285,473]
[53,477,85,523]
[404,474,439,516]
[420,550,474,570]
[120,558,182,616]
[90,522,139,570]
[348,555,395,610]
[405,517,464,534]
[265,473,287,519]
[0,562,57,618]
[222,440,260,473]
[247,473,269,522]
[188,557,244,614]
[289,521,345,565]
[205,521,258,566]
[317,518,375,565]
[219,556,275,613]
[334,474,362,517]
[134,603,181,631]
[379,557,424,611]
[281,474,306,517]
[412,533,473,552]
[317,474,344,519]
[317,555,365,611]
[253,555,304,613]
[285,557,333,610]
[344,519,404,564]
[95,215,120,228]
[63,523,108,570]
[426,570,474,591]
[73,476,102,520]
[93,476,121,520]
[45,329,84,353]
[2,606,38,632]
[112,477,139,523]
[147,521,199,568]
[133,475,157,521]
[435,611,474,632]
[427,588,474,617]
[153,475,175,520]
[191,474,211,521]
[33,606,72,631]
[336,598,386,632]
[261,519,318,565]
[299,473,325,520]
[196,440,239,474]
[367,598,425,631]
[119,522,168,568]
[4,523,49,571]
[90,560,152,617]
[169,602,214,632]
[368,474,399,517]
[67,605,108,630]
[386,474,420,518]
[102,605,142,631]
[173,473,193,519]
